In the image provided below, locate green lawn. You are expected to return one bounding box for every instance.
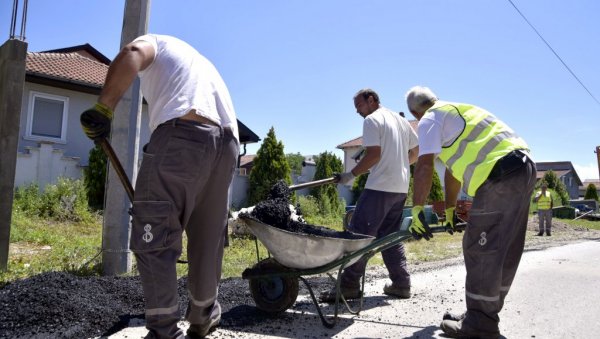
[2,211,599,287]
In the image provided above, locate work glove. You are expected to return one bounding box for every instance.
[80,102,113,141]
[334,171,355,185]
[409,205,433,241]
[444,207,462,235]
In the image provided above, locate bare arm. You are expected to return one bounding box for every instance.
[413,153,435,206]
[98,40,155,110]
[444,169,462,208]
[408,145,419,165]
[351,145,381,176]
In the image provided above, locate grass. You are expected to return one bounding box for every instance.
[3,210,599,287]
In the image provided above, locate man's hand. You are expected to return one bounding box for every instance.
[334,172,355,185]
[409,205,433,240]
[80,102,113,140]
[444,207,462,235]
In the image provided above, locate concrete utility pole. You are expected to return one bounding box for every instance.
[0,39,27,272]
[596,146,600,182]
[0,1,28,272]
[102,0,150,275]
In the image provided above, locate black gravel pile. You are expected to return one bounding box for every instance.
[247,180,366,240]
[0,271,297,338]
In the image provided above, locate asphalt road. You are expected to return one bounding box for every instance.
[104,240,600,339]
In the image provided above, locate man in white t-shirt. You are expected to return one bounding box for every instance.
[80,34,239,339]
[320,88,419,302]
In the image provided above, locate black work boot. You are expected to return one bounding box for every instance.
[442,310,466,322]
[546,230,551,236]
[440,319,500,339]
[536,231,544,236]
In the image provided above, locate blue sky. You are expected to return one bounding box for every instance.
[3,0,599,180]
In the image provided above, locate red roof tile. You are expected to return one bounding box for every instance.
[26,52,108,87]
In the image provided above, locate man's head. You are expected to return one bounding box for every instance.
[405,86,438,120]
[353,88,380,118]
[541,183,548,191]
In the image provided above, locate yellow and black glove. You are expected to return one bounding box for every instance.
[444,207,463,235]
[409,205,433,241]
[80,102,113,141]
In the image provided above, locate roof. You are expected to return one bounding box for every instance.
[25,44,260,144]
[535,161,583,186]
[337,118,419,149]
[26,52,108,89]
[239,155,256,167]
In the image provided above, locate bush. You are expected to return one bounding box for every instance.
[584,183,599,201]
[84,144,107,210]
[14,178,95,223]
[310,151,344,216]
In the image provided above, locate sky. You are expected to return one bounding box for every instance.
[2,0,599,180]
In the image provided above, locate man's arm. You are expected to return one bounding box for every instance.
[412,153,435,206]
[98,40,155,110]
[444,169,461,208]
[408,145,419,165]
[351,145,381,176]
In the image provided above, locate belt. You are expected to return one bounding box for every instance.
[160,116,220,128]
[487,150,529,180]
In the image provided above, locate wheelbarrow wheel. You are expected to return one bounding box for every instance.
[249,258,299,314]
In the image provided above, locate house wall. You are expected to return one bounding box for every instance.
[16,83,151,188]
[14,142,81,188]
[559,172,580,200]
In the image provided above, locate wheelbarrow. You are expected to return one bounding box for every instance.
[241,203,466,327]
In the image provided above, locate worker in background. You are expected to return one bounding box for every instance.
[80,34,239,338]
[405,86,536,339]
[533,183,553,236]
[320,88,419,302]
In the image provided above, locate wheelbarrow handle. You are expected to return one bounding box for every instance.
[97,138,135,203]
[288,177,338,191]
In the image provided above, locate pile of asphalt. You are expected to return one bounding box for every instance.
[248,180,362,239]
[0,270,328,338]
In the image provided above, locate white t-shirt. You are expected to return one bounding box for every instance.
[417,107,465,156]
[363,107,419,193]
[133,34,239,142]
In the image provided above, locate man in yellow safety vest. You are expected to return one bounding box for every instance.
[533,183,553,236]
[405,86,536,339]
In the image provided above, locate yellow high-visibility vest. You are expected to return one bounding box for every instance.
[537,191,552,210]
[434,101,529,196]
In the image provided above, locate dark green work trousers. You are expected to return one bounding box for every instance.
[462,153,536,333]
[130,119,238,339]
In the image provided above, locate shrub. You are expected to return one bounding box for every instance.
[84,144,107,210]
[247,127,292,206]
[584,183,599,201]
[13,178,95,223]
[310,151,344,216]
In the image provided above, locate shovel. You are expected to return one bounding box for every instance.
[288,176,338,191]
[97,138,135,202]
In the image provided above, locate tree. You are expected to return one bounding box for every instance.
[247,127,292,206]
[286,152,304,177]
[84,144,107,210]
[540,170,570,205]
[406,164,444,206]
[310,151,344,215]
[584,183,599,201]
[351,173,369,205]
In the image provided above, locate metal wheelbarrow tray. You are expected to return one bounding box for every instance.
[240,214,465,328]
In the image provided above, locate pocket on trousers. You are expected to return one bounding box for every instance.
[464,210,502,253]
[159,136,207,181]
[130,201,172,253]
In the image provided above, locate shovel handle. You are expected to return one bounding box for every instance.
[97,138,135,203]
[288,177,338,191]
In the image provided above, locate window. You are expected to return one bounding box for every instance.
[26,91,69,143]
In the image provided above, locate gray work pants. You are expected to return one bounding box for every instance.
[130,119,238,339]
[341,189,410,289]
[537,209,552,233]
[462,157,536,333]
